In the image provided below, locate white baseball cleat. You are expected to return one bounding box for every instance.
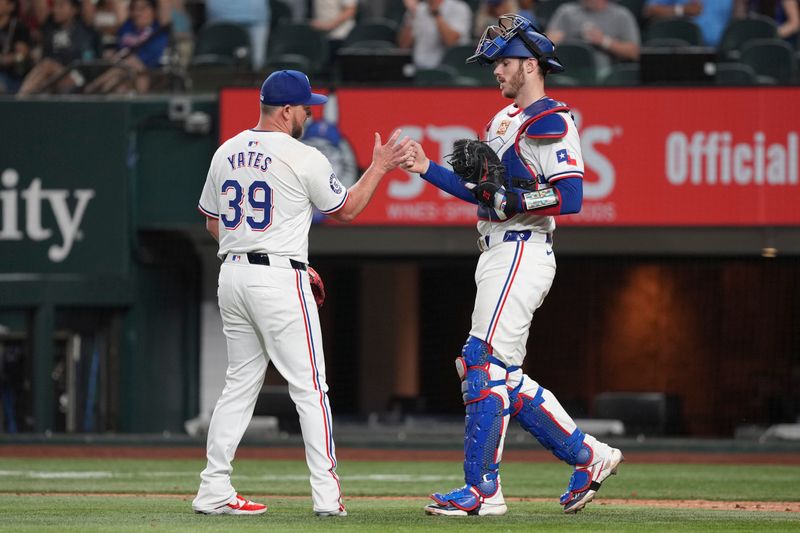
[315,506,348,517]
[560,447,624,514]
[194,494,267,515]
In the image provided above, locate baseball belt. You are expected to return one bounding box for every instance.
[478,230,553,252]
[224,252,307,270]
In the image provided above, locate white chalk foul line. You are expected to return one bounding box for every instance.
[0,470,461,482]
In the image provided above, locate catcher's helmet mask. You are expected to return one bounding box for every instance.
[468,14,565,74]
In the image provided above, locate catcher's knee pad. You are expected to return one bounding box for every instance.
[509,383,591,466]
[456,336,510,496]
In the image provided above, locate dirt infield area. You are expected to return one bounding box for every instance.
[2,445,799,513]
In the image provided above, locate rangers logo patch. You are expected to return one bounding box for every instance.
[496,120,511,135]
[329,173,343,194]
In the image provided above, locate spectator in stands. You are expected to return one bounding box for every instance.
[0,0,33,93]
[206,0,269,70]
[83,0,170,94]
[81,0,126,52]
[518,0,538,25]
[474,0,538,38]
[644,0,735,47]
[310,0,357,59]
[736,0,799,46]
[547,0,640,67]
[397,0,472,69]
[17,0,96,95]
[17,0,49,39]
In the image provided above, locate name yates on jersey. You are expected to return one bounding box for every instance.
[0,168,95,262]
[227,148,272,172]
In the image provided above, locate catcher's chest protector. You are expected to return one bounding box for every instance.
[486,97,570,190]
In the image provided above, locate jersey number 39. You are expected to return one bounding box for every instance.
[220,179,272,231]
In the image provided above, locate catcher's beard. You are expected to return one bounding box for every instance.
[501,60,527,99]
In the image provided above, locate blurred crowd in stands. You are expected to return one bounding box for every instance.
[0,0,797,95]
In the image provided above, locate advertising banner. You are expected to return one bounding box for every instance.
[220,87,800,226]
[0,102,131,274]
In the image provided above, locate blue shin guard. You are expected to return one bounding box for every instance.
[508,381,592,467]
[430,337,509,513]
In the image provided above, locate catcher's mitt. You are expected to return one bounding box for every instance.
[448,139,506,206]
[307,266,326,308]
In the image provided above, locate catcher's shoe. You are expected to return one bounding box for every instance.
[425,484,507,516]
[560,447,624,514]
[194,494,267,515]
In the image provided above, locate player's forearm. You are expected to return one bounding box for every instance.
[421,161,479,204]
[505,177,582,216]
[205,218,220,242]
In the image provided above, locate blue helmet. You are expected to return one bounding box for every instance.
[467,14,565,74]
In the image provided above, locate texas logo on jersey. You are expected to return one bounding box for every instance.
[556,148,577,166]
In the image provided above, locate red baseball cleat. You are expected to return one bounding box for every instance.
[195,494,267,515]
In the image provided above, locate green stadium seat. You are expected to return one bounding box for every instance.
[547,74,580,86]
[642,37,692,47]
[644,18,702,46]
[553,41,599,85]
[714,62,757,85]
[441,44,495,85]
[268,23,329,76]
[718,15,777,60]
[192,22,251,67]
[601,63,640,85]
[740,38,797,84]
[343,19,398,47]
[415,66,460,86]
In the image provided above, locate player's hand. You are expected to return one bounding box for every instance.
[372,129,411,174]
[402,140,430,174]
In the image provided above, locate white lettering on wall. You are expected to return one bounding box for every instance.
[0,168,95,262]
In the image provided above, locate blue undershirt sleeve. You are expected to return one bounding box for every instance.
[553,177,583,214]
[420,161,479,205]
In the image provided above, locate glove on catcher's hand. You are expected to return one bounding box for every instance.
[307,266,326,308]
[448,139,506,207]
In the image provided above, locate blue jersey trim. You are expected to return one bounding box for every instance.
[547,170,584,181]
[198,204,219,219]
[319,191,349,214]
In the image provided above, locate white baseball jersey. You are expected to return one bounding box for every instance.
[198,129,348,262]
[477,101,584,238]
[469,98,584,366]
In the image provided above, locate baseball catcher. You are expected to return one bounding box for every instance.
[402,13,623,518]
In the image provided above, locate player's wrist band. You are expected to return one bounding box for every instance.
[601,35,612,50]
[674,4,684,16]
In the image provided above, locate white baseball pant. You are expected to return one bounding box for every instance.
[193,256,343,514]
[469,231,556,368]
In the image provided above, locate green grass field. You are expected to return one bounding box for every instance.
[1,457,799,531]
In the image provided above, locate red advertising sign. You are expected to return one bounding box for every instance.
[220,87,800,226]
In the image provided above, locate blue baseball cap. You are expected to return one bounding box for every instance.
[260,70,328,106]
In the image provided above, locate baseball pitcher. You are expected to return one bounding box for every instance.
[193,70,409,516]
